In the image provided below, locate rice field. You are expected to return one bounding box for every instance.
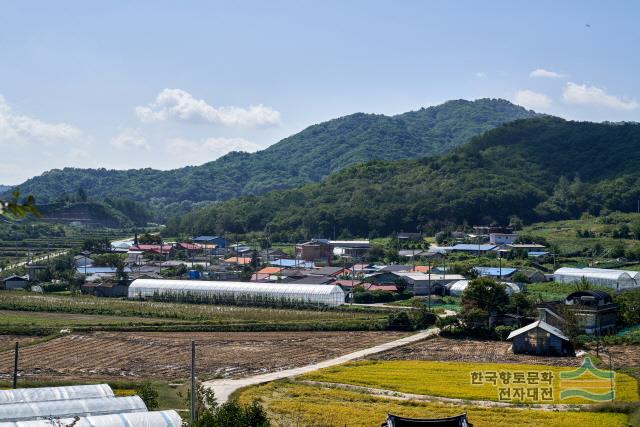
[237,382,630,427]
[299,360,639,404]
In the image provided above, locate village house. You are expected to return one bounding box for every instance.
[295,239,332,263]
[330,240,370,258]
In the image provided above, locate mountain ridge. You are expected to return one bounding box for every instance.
[165,116,640,240]
[8,98,537,218]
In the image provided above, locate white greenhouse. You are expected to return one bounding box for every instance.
[0,384,113,405]
[447,280,521,296]
[583,268,640,284]
[447,280,469,296]
[128,279,346,307]
[553,267,637,290]
[0,396,146,422]
[0,410,183,427]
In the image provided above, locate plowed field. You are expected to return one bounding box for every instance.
[0,331,406,382]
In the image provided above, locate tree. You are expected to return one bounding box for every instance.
[0,190,39,218]
[187,383,270,427]
[77,187,88,202]
[461,277,509,313]
[136,382,159,410]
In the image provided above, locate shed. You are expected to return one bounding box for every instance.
[507,320,573,356]
[2,275,28,290]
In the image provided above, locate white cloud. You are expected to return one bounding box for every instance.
[0,95,81,144]
[529,68,566,79]
[135,89,281,127]
[475,72,487,78]
[513,90,552,110]
[562,82,638,110]
[165,137,262,164]
[110,129,150,150]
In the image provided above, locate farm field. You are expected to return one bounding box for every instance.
[299,360,638,404]
[369,337,640,370]
[0,291,386,328]
[0,225,130,268]
[237,382,630,427]
[0,310,185,328]
[0,331,407,382]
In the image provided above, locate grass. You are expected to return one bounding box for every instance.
[0,310,185,328]
[0,291,382,322]
[237,381,629,427]
[522,213,640,257]
[299,360,639,404]
[525,282,614,302]
[0,291,389,333]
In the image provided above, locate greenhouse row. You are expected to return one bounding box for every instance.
[128,279,346,307]
[553,267,638,290]
[0,385,181,426]
[0,384,113,405]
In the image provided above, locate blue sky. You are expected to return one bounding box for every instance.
[1,1,638,184]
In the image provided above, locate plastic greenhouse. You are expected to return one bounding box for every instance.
[0,396,147,422]
[128,279,346,307]
[583,267,640,284]
[0,410,183,427]
[0,384,114,405]
[553,267,637,290]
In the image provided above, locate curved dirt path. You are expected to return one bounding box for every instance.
[203,328,439,403]
[297,380,584,411]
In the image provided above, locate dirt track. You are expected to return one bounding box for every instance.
[370,337,640,369]
[0,331,406,382]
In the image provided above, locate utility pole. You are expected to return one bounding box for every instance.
[12,342,19,389]
[191,340,197,425]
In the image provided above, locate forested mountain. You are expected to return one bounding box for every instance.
[166,117,640,241]
[9,99,536,216]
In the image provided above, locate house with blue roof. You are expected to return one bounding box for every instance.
[473,266,517,278]
[447,244,499,254]
[269,259,316,269]
[193,236,229,248]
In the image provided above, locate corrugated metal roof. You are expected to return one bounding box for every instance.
[449,244,498,251]
[473,267,517,277]
[507,320,569,341]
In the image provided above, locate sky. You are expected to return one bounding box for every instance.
[1,0,639,184]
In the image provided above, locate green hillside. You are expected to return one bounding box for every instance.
[9,99,535,218]
[166,117,640,240]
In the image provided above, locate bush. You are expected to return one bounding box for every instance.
[494,325,517,341]
[386,312,414,331]
[136,382,159,410]
[352,291,412,304]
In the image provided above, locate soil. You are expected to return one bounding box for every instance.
[0,331,406,382]
[369,337,640,369]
